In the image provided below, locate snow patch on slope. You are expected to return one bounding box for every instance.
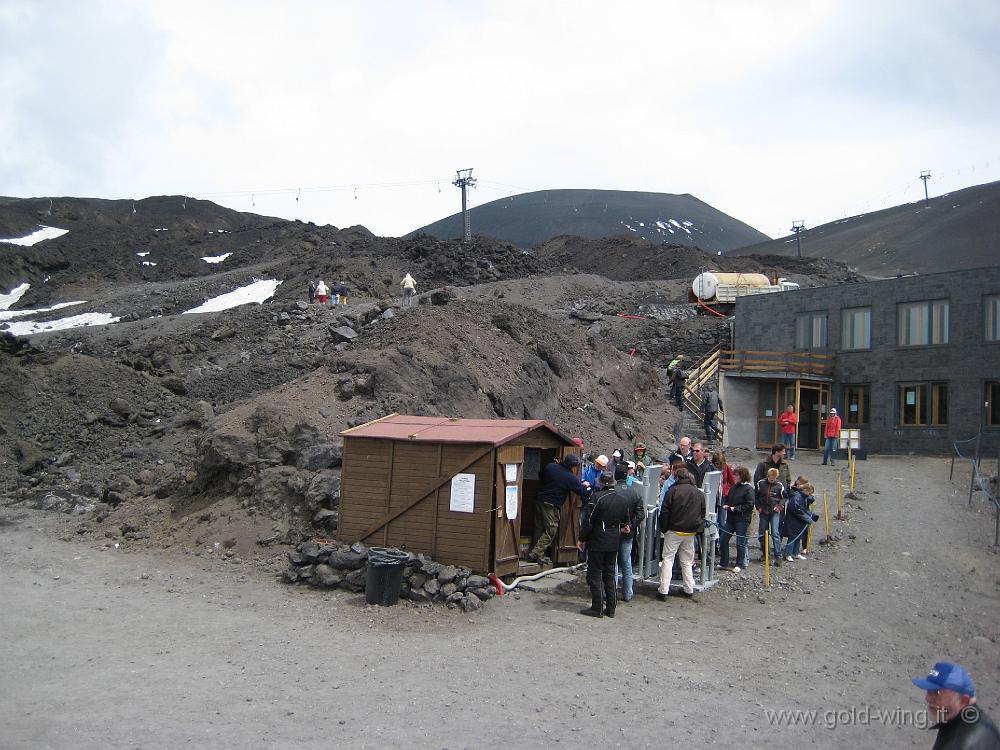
[0,225,69,246]
[182,279,281,314]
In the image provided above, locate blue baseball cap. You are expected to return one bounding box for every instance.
[912,662,976,697]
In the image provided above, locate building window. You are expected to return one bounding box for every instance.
[842,307,871,350]
[987,382,1000,427]
[843,385,869,426]
[898,300,949,346]
[987,295,1000,341]
[898,383,948,426]
[795,312,828,350]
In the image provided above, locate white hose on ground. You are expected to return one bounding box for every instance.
[489,563,586,594]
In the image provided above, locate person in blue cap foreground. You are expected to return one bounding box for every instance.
[912,661,1000,749]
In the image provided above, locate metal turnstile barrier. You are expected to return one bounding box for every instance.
[633,465,719,592]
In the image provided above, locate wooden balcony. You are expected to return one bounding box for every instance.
[719,349,834,380]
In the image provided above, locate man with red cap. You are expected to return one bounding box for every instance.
[912,661,999,748]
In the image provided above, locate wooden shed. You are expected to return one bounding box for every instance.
[336,414,584,576]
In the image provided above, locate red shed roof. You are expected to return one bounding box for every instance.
[340,414,571,446]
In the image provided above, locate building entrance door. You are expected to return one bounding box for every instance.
[755,380,831,450]
[797,387,821,449]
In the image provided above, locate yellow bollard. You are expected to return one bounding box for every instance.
[805,522,812,553]
[823,490,831,541]
[850,455,856,492]
[764,528,770,587]
[837,473,843,520]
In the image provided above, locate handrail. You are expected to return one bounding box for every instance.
[680,345,726,438]
[719,349,835,377]
[721,349,834,360]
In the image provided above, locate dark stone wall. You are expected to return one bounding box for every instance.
[732,267,1000,454]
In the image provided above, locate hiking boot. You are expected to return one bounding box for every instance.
[526,552,545,565]
[603,609,616,618]
[656,592,669,602]
[678,590,698,602]
[579,608,603,618]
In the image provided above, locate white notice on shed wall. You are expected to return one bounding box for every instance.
[504,464,518,483]
[449,473,476,513]
[505,485,518,519]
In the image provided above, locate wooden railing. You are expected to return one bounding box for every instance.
[681,345,726,436]
[719,349,834,378]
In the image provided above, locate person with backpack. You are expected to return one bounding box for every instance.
[666,355,684,399]
[307,279,317,304]
[671,366,688,409]
[701,382,723,440]
[401,272,416,307]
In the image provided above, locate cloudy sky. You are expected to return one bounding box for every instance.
[2,0,999,239]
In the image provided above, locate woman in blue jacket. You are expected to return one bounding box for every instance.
[783,478,817,561]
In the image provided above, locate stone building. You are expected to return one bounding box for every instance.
[718,266,1000,454]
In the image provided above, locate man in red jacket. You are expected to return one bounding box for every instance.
[822,408,842,466]
[779,404,798,459]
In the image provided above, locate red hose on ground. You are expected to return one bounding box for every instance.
[615,313,646,319]
[488,573,505,596]
[696,298,728,318]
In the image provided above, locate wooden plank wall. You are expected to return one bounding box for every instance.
[337,437,394,544]
[432,446,493,572]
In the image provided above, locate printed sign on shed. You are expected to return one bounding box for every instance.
[449,473,476,513]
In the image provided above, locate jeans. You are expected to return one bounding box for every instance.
[403,289,414,306]
[781,431,796,459]
[616,536,635,600]
[823,436,839,465]
[719,517,750,568]
[784,526,808,557]
[586,549,617,614]
[674,387,684,409]
[659,531,696,595]
[757,512,782,563]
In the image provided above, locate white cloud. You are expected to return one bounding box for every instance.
[1,0,998,241]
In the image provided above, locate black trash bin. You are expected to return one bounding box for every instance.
[365,547,409,606]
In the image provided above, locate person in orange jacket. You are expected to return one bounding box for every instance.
[822,408,842,466]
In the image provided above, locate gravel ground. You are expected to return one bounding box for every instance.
[2,453,998,749]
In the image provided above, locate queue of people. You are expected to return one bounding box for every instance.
[564,435,827,610]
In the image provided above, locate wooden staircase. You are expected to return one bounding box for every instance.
[679,345,725,445]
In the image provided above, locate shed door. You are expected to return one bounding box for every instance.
[493,445,524,577]
[553,445,583,564]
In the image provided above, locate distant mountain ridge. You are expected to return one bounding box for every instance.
[727,180,1000,276]
[407,189,771,252]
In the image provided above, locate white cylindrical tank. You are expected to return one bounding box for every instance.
[691,272,772,300]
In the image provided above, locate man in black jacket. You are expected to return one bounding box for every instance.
[528,453,591,565]
[686,442,712,488]
[753,444,791,488]
[578,471,633,618]
[656,467,705,602]
[668,436,693,467]
[912,661,1000,749]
